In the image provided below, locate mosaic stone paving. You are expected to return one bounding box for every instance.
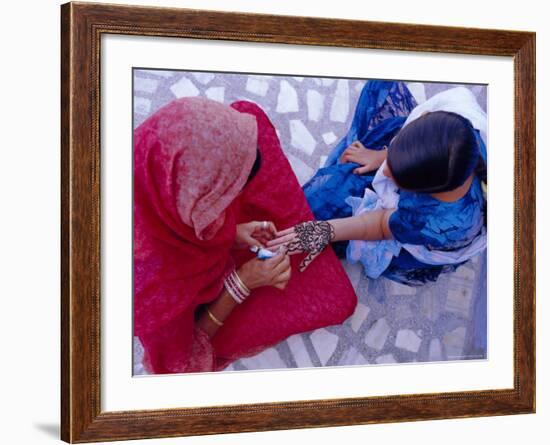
[132,69,488,375]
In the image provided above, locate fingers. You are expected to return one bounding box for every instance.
[267,221,277,235]
[273,268,291,289]
[284,248,305,256]
[266,240,292,251]
[266,242,303,256]
[247,221,278,246]
[271,254,291,276]
[275,267,291,283]
[262,249,287,267]
[271,264,292,290]
[254,221,277,237]
[284,239,305,255]
[344,154,362,164]
[341,145,357,163]
[243,234,264,248]
[266,232,295,248]
[256,232,275,246]
[274,227,294,237]
[354,164,372,175]
[342,150,365,165]
[341,149,356,163]
[299,250,321,272]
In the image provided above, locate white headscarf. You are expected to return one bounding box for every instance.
[402,86,487,145]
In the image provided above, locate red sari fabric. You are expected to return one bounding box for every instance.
[134,97,357,374]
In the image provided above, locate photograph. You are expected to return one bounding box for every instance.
[55,1,536,441]
[132,69,488,376]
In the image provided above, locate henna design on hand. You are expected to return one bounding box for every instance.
[286,221,335,272]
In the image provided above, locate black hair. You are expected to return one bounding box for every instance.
[245,148,262,185]
[386,111,481,193]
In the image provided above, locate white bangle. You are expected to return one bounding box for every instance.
[233,270,251,295]
[223,270,250,304]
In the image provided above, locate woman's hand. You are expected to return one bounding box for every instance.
[340,141,387,174]
[235,221,277,249]
[237,251,292,290]
[266,221,335,272]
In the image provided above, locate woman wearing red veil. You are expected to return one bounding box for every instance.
[134,97,357,374]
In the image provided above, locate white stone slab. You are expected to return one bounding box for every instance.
[170,77,200,98]
[406,82,427,104]
[289,120,316,156]
[455,264,476,280]
[246,76,270,96]
[364,318,390,351]
[340,346,367,366]
[285,153,314,186]
[276,80,299,113]
[310,329,340,365]
[443,326,466,359]
[350,303,371,332]
[192,72,215,85]
[375,353,397,364]
[420,293,441,322]
[329,79,350,122]
[428,338,443,361]
[321,78,335,87]
[395,329,422,353]
[285,334,314,368]
[306,89,324,122]
[137,69,174,78]
[340,259,364,291]
[240,347,287,370]
[444,288,472,318]
[322,131,338,145]
[133,336,147,375]
[205,86,225,103]
[221,363,236,372]
[134,76,159,94]
[134,97,151,115]
[385,279,417,296]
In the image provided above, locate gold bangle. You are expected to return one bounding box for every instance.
[206,307,223,327]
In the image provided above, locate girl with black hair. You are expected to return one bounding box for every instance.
[268,81,487,286]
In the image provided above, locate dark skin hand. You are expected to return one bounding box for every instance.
[235,221,277,249]
[197,251,291,337]
[340,141,388,174]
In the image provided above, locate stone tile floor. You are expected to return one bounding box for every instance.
[132,69,487,375]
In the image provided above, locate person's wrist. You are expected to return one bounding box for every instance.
[236,265,256,290]
[326,220,338,242]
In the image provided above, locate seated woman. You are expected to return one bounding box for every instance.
[268,81,487,286]
[133,97,357,374]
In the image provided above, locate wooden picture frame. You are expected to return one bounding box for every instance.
[61,1,536,442]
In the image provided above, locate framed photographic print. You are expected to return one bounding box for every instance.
[61,1,536,442]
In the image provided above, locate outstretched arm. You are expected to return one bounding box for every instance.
[266,209,395,271]
[329,209,395,242]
